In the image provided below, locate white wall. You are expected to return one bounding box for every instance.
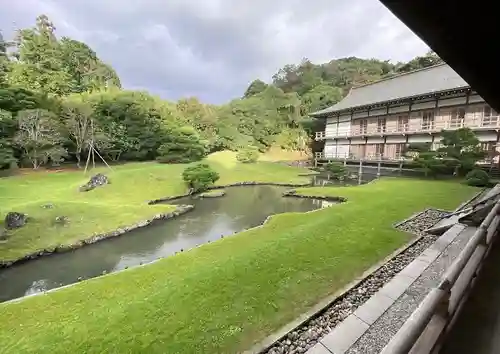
[337,120,351,136]
[323,140,350,158]
[325,122,337,138]
[408,135,433,143]
[386,136,406,143]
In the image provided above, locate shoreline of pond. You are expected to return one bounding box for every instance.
[0,184,343,303]
[0,182,320,270]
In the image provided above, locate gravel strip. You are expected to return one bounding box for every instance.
[345,221,473,354]
[263,208,449,354]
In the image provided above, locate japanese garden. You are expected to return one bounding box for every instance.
[0,15,490,354]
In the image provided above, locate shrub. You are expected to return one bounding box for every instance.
[325,162,348,180]
[465,168,491,187]
[236,146,259,163]
[182,163,220,193]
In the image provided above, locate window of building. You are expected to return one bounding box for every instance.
[360,144,366,158]
[397,115,409,132]
[482,105,498,126]
[395,143,405,158]
[375,143,385,158]
[480,142,495,152]
[377,118,386,133]
[449,107,466,128]
[421,110,435,131]
[359,119,368,134]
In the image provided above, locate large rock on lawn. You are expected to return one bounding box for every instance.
[79,173,109,192]
[5,212,28,229]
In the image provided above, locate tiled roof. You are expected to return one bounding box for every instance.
[310,63,470,116]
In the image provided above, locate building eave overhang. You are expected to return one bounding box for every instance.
[309,86,471,118]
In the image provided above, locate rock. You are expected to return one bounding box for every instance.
[41,203,54,209]
[0,228,8,241]
[199,190,226,198]
[79,173,109,192]
[54,216,70,225]
[5,212,28,229]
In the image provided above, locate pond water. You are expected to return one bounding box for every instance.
[0,185,336,302]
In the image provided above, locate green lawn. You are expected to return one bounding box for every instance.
[0,151,310,261]
[0,178,477,354]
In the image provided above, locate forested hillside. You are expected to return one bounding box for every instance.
[0,15,442,169]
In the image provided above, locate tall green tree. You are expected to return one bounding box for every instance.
[243,79,268,98]
[438,128,486,175]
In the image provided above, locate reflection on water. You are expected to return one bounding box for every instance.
[0,185,329,302]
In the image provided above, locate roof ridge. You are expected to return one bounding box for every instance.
[351,62,449,90]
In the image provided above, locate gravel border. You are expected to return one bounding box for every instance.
[0,205,194,269]
[253,207,449,354]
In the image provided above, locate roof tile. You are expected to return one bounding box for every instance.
[310,63,469,116]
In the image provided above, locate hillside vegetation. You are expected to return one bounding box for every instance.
[0,15,442,170]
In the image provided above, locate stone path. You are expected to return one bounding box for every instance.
[306,223,477,354]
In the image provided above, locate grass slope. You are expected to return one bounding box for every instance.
[0,178,477,354]
[0,151,310,261]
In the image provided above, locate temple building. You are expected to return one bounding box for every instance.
[311,63,499,161]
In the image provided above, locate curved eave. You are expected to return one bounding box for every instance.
[309,86,471,118]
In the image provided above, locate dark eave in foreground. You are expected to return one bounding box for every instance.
[379,0,500,113]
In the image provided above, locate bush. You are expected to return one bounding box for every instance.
[182,163,220,193]
[157,127,207,164]
[325,162,348,180]
[236,146,259,163]
[465,169,491,187]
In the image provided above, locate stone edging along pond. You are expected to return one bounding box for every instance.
[0,205,194,269]
[0,182,313,269]
[147,181,312,204]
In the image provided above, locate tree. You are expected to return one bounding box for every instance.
[0,109,16,168]
[396,51,443,73]
[438,128,486,175]
[0,31,12,87]
[243,79,268,98]
[325,162,348,180]
[61,98,97,168]
[156,126,207,163]
[8,15,72,95]
[14,108,66,168]
[182,163,219,193]
[405,144,447,177]
[59,37,121,92]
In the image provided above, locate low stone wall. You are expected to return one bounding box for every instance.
[251,207,448,354]
[208,181,312,190]
[0,205,194,269]
[282,190,347,203]
[148,182,313,205]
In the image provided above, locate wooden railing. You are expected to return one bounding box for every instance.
[315,116,500,140]
[314,152,407,161]
[380,196,500,354]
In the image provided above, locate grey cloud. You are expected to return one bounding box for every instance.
[0,0,429,103]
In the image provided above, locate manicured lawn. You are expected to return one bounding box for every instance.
[0,151,310,261]
[0,178,477,354]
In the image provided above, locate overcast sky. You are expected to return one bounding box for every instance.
[1,0,429,103]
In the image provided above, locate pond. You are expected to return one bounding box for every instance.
[0,185,336,302]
